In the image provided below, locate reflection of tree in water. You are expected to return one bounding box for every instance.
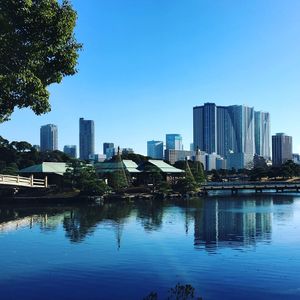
[63,202,132,244]
[176,198,204,235]
[135,201,164,232]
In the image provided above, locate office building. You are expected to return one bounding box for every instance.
[227,105,255,156]
[103,143,114,156]
[193,103,261,169]
[63,145,77,158]
[293,154,300,165]
[272,133,293,166]
[79,118,95,160]
[40,124,58,152]
[32,145,40,152]
[147,140,164,159]
[255,111,270,159]
[105,147,116,159]
[166,134,182,150]
[89,154,106,162]
[165,149,194,165]
[193,103,217,153]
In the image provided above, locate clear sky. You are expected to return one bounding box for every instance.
[1,0,300,155]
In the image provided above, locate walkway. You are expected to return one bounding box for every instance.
[0,174,47,188]
[202,181,300,194]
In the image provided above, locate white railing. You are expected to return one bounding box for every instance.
[0,174,47,188]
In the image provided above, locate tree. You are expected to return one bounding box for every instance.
[193,161,206,184]
[211,169,222,182]
[2,162,18,175]
[0,0,81,122]
[174,160,206,185]
[250,167,267,181]
[174,161,197,194]
[64,160,111,196]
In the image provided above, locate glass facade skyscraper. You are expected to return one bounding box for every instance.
[166,134,182,150]
[40,124,58,152]
[79,118,95,160]
[193,103,269,169]
[255,111,270,159]
[147,140,164,159]
[193,103,218,153]
[103,143,114,156]
[63,145,77,158]
[272,133,293,166]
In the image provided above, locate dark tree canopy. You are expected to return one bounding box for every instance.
[0,0,81,122]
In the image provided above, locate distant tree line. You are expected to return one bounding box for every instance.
[0,136,72,175]
[207,160,300,182]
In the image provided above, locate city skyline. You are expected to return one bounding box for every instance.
[0,0,300,155]
[1,103,298,158]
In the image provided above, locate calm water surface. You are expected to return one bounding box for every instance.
[0,194,300,299]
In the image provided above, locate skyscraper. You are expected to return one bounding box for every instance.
[193,103,263,169]
[272,133,293,166]
[166,134,182,150]
[79,118,95,160]
[193,103,217,153]
[40,124,58,152]
[103,143,114,156]
[227,105,255,155]
[255,111,270,159]
[63,145,77,158]
[147,140,164,159]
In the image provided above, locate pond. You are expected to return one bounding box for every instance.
[0,193,300,299]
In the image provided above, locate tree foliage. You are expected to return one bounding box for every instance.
[64,160,111,196]
[0,0,81,121]
[174,160,206,186]
[0,135,73,173]
[110,152,130,191]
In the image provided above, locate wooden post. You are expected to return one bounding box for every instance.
[30,175,34,187]
[45,176,48,188]
[17,175,20,184]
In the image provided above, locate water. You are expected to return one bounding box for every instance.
[0,194,300,299]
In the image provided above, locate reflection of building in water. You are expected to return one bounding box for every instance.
[272,195,295,222]
[0,211,70,233]
[194,199,273,251]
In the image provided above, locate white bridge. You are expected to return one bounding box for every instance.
[0,174,48,188]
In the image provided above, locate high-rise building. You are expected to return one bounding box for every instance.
[164,149,194,165]
[147,140,164,159]
[63,145,77,158]
[32,145,40,152]
[193,103,260,169]
[227,105,255,156]
[166,134,182,150]
[40,124,58,152]
[193,103,217,153]
[103,143,114,156]
[272,133,293,166]
[105,147,115,160]
[79,118,95,160]
[293,153,300,165]
[255,111,270,159]
[216,106,231,157]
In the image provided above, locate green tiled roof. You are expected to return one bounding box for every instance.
[123,160,140,173]
[19,162,68,176]
[148,160,185,173]
[95,160,140,173]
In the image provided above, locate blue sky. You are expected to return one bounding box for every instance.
[1,0,300,155]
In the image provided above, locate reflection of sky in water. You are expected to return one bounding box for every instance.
[0,195,299,300]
